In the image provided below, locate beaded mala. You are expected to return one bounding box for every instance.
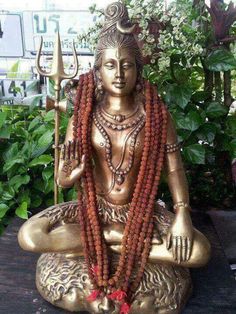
[73,70,168,312]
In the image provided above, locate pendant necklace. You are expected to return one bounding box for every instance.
[93,108,145,185]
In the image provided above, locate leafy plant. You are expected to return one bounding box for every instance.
[80,0,236,208]
[0,105,76,234]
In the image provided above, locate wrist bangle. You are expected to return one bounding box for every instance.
[173,202,190,212]
[165,142,181,153]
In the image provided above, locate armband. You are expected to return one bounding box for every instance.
[165,142,181,153]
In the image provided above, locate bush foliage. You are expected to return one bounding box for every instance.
[0,0,236,232]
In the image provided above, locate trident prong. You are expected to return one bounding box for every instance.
[36,32,78,91]
[36,32,79,204]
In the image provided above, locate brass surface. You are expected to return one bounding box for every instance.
[19,2,211,313]
[36,32,78,204]
[21,200,193,313]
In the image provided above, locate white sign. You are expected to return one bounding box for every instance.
[0,79,39,105]
[0,14,24,57]
[23,11,96,54]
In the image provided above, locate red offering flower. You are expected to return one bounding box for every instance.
[107,290,127,301]
[120,302,131,314]
[87,290,101,302]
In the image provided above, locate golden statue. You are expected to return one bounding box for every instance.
[18,2,210,313]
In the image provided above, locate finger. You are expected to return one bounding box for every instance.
[68,141,72,160]
[182,237,187,262]
[75,140,79,160]
[173,237,177,261]
[81,154,86,166]
[177,237,182,264]
[65,142,69,160]
[187,238,191,261]
[166,232,171,250]
[71,140,75,159]
[60,144,65,160]
[72,163,86,180]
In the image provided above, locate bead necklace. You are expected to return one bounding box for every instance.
[100,104,139,122]
[74,72,168,306]
[93,111,145,185]
[96,105,144,131]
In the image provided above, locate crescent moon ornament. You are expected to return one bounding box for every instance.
[116,19,135,34]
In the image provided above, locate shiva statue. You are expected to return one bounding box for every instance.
[18,2,210,313]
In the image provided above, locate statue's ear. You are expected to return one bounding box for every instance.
[95,69,101,81]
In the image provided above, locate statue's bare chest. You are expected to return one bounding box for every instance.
[91,119,145,164]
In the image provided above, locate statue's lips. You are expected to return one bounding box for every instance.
[113,82,126,88]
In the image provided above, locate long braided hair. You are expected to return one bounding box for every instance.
[72,1,168,310]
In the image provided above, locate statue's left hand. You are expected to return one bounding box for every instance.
[166,209,193,263]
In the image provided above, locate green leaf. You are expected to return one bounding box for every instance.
[206,102,228,118]
[25,80,39,93]
[28,117,41,131]
[42,166,54,182]
[205,48,236,72]
[0,126,11,139]
[0,204,9,219]
[2,143,19,161]
[177,129,191,142]
[2,186,15,201]
[15,201,28,219]
[191,91,211,102]
[172,110,203,131]
[6,60,20,78]
[17,190,31,207]
[9,175,30,191]
[65,187,77,201]
[44,110,55,122]
[165,84,192,109]
[44,177,54,194]
[183,144,205,164]
[38,130,54,147]
[184,111,203,131]
[229,139,236,159]
[33,124,49,136]
[171,111,186,129]
[196,123,217,143]
[3,156,25,172]
[31,195,42,208]
[0,112,7,128]
[28,154,53,167]
[45,197,54,207]
[226,116,236,136]
[33,179,46,193]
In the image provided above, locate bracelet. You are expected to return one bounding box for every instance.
[165,142,181,153]
[173,201,190,212]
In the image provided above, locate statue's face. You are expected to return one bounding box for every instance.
[99,47,137,97]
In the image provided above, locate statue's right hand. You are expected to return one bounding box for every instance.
[57,140,86,188]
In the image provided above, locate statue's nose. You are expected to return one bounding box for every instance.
[115,63,124,79]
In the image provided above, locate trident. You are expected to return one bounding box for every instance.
[36,32,78,204]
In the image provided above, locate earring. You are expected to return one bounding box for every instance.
[95,77,104,101]
[135,76,143,93]
[97,79,104,95]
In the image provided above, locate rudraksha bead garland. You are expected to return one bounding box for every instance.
[73,74,84,143]
[130,88,167,294]
[73,71,168,307]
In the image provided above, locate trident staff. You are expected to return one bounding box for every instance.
[36,32,78,204]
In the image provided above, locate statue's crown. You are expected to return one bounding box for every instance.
[99,1,135,38]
